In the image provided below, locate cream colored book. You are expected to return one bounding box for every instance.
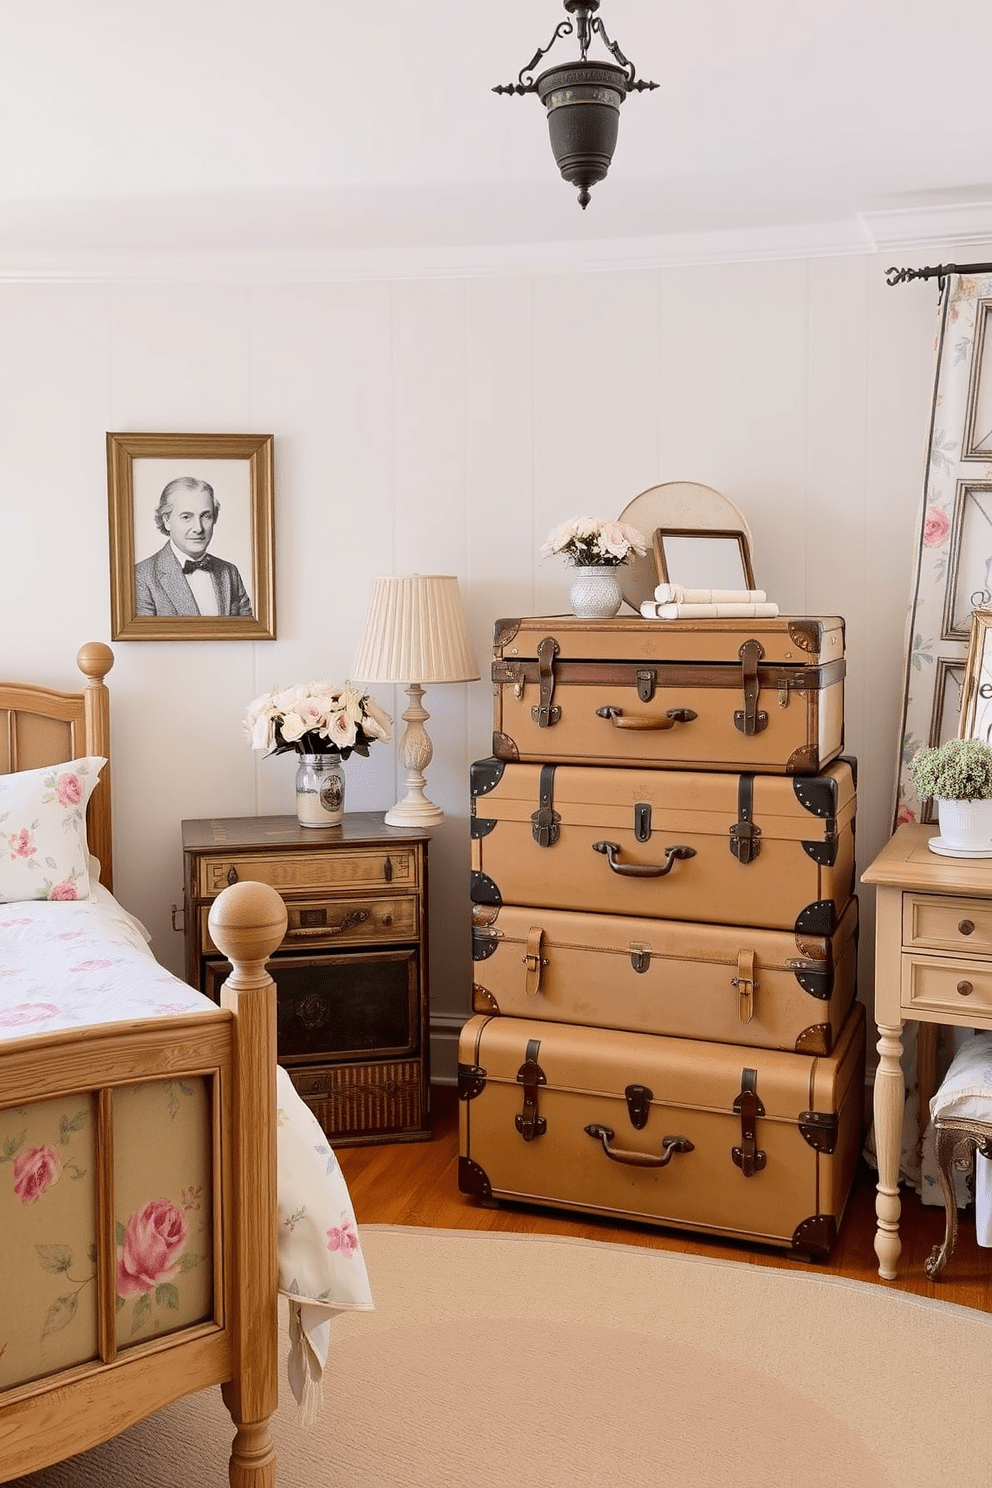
[640,601,781,619]
[653,584,768,604]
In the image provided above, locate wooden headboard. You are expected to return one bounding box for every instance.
[0,642,114,890]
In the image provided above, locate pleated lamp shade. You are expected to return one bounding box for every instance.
[352,575,479,685]
[352,575,478,827]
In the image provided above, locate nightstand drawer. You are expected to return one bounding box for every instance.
[287,1058,424,1145]
[903,894,992,956]
[902,953,992,1016]
[195,845,420,897]
[199,893,419,955]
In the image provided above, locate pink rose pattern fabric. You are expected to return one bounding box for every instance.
[0,757,105,903]
[117,1198,189,1297]
[13,1144,63,1204]
[1,897,372,1383]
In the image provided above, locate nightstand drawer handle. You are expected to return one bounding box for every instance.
[958,919,975,936]
[326,909,370,936]
[226,865,239,885]
[957,980,974,996]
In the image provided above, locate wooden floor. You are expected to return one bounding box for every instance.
[338,1083,992,1313]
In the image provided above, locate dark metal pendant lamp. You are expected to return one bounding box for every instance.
[493,0,658,209]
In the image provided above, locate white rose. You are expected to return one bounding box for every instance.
[328,710,358,748]
[280,710,308,742]
[363,698,393,741]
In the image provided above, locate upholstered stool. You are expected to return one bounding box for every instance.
[925,1032,992,1280]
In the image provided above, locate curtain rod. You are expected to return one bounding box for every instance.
[886,261,992,288]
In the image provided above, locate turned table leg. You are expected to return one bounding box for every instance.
[874,1020,906,1280]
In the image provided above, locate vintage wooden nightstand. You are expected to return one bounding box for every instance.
[182,812,431,1145]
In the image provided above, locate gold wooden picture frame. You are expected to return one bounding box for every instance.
[107,432,275,641]
[958,607,992,744]
[652,527,756,590]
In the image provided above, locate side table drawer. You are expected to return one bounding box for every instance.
[903,894,992,956]
[199,893,419,955]
[288,1059,424,1145]
[195,845,421,898]
[902,953,992,1016]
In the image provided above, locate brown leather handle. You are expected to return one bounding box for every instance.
[584,1125,694,1167]
[595,706,697,731]
[287,909,370,938]
[592,841,695,878]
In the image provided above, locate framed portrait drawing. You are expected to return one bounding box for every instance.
[107,432,275,641]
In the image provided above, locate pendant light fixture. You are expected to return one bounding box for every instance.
[493,0,658,209]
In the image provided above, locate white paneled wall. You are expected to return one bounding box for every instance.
[0,249,949,1078]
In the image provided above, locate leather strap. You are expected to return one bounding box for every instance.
[523,926,545,997]
[531,636,561,727]
[734,947,756,1024]
[735,639,769,735]
[729,774,761,864]
[530,763,560,847]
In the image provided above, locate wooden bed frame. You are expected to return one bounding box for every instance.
[0,644,285,1487]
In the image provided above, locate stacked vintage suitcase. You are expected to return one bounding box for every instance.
[459,612,866,1257]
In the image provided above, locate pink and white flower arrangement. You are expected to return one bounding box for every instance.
[244,682,393,760]
[541,516,647,568]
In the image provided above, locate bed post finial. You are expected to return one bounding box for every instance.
[76,641,115,684]
[209,879,286,1488]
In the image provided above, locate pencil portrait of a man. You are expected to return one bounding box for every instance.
[134,476,253,618]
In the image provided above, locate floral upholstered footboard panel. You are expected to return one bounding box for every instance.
[0,887,372,1404]
[1,1075,215,1389]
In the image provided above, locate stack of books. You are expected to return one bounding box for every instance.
[639,585,779,620]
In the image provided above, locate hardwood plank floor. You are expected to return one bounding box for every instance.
[338,1084,992,1312]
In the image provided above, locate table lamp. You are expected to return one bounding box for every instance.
[352,574,479,827]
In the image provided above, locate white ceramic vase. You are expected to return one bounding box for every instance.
[568,565,623,620]
[296,752,345,827]
[936,796,992,850]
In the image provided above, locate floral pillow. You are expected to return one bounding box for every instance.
[0,757,106,903]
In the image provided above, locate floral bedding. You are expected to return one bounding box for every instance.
[0,885,372,1410]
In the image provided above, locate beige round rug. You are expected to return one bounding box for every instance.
[13,1224,991,1488]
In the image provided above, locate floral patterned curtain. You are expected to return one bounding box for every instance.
[894,272,992,826]
[885,271,992,1200]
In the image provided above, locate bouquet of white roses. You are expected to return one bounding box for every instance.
[541,516,647,568]
[244,682,393,760]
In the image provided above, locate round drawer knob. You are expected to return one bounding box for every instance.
[958,919,975,936]
[957,980,974,996]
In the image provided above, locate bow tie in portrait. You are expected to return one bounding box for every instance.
[183,556,215,574]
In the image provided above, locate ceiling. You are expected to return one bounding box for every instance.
[3,0,992,277]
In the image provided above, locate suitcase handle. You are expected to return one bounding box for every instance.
[584,1125,694,1168]
[595,706,697,731]
[592,841,696,877]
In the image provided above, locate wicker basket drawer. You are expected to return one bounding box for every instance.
[903,894,992,956]
[287,1059,425,1146]
[902,953,992,1016]
[196,845,420,898]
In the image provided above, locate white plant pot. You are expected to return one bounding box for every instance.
[568,566,623,620]
[936,796,992,849]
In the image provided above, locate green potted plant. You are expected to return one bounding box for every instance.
[910,737,992,851]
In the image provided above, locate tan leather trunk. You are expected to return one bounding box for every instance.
[458,1001,865,1256]
[471,757,857,934]
[471,896,859,1055]
[491,614,845,775]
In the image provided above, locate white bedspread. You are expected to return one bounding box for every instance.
[0,887,373,1417]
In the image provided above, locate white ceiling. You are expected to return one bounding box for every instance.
[3,0,992,276]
